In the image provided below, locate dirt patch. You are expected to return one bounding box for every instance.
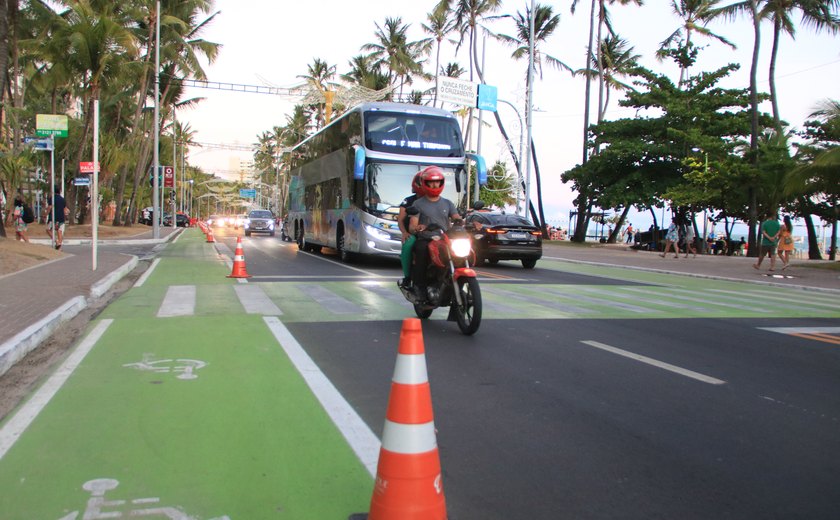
[0,258,150,422]
[0,223,148,276]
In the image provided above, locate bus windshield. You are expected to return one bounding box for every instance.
[364,112,464,158]
[364,162,461,217]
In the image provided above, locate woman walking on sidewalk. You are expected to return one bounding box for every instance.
[777,215,794,270]
[13,193,30,243]
[660,218,680,258]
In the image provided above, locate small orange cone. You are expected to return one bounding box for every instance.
[363,318,447,520]
[205,229,215,243]
[227,236,252,278]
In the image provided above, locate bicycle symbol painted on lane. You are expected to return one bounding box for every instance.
[58,478,230,519]
[123,356,207,380]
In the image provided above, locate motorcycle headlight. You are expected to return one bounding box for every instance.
[451,237,472,258]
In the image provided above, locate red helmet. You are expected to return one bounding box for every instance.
[419,166,445,197]
[411,172,425,196]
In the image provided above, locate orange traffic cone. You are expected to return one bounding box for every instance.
[227,236,252,278]
[205,229,215,243]
[363,318,447,520]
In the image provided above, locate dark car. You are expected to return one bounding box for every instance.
[465,211,543,269]
[244,209,275,236]
[163,213,190,227]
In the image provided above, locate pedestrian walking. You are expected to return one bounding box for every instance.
[684,224,697,258]
[660,218,680,258]
[777,215,794,270]
[13,192,30,243]
[753,211,781,271]
[625,223,634,244]
[45,186,67,250]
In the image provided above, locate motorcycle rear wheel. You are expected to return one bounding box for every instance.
[454,277,482,335]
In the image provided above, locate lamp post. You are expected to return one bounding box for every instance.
[497,99,525,215]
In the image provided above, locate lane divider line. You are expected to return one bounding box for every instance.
[0,319,114,461]
[263,317,380,477]
[580,340,727,386]
[133,258,160,287]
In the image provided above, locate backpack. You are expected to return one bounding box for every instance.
[22,204,34,224]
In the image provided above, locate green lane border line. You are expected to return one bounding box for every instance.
[264,316,380,477]
[0,320,113,459]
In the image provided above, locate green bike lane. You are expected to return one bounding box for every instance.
[2,231,837,519]
[0,233,374,519]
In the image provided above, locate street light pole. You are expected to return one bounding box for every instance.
[497,99,525,215]
[152,0,161,239]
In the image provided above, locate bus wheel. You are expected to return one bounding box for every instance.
[296,224,306,250]
[337,228,353,263]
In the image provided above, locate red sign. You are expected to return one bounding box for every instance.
[79,161,98,174]
[163,166,175,188]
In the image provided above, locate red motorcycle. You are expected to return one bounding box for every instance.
[399,221,482,335]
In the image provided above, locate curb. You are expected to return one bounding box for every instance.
[0,255,141,378]
[29,227,182,247]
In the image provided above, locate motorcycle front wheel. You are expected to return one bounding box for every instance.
[454,277,482,335]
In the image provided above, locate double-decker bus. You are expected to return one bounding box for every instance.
[285,102,486,261]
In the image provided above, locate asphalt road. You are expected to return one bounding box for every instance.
[219,231,840,520]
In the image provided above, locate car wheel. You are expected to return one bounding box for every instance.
[521,259,537,269]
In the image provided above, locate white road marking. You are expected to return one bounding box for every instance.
[263,317,380,477]
[298,250,381,276]
[133,258,160,287]
[758,326,840,334]
[157,285,196,317]
[580,340,727,385]
[0,319,113,461]
[234,284,283,315]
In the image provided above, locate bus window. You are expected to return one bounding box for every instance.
[364,112,464,158]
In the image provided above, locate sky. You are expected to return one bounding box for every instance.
[179,0,840,234]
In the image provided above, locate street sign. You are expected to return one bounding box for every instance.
[79,161,98,173]
[36,114,69,138]
[163,166,175,188]
[477,84,498,112]
[74,176,91,186]
[240,188,256,198]
[23,136,54,151]
[437,76,478,108]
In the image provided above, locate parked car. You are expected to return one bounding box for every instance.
[244,209,275,236]
[464,210,543,269]
[163,213,190,227]
[139,207,154,225]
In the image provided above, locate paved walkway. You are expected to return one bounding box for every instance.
[1,234,837,378]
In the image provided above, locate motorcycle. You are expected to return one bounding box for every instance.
[398,220,482,335]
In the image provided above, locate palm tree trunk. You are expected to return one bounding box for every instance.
[596,0,605,124]
[434,38,442,107]
[769,19,782,131]
[529,139,548,235]
[610,206,630,243]
[573,0,597,242]
[804,212,822,260]
[746,0,761,257]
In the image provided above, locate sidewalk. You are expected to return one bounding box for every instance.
[543,242,840,294]
[0,227,180,377]
[1,233,837,378]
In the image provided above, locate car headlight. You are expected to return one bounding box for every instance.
[365,224,391,241]
[451,238,472,258]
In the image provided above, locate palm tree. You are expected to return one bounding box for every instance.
[657,0,736,86]
[297,58,338,129]
[577,35,640,120]
[760,0,840,130]
[361,17,430,100]
[342,54,392,93]
[422,9,457,107]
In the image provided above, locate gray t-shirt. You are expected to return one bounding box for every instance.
[411,197,458,232]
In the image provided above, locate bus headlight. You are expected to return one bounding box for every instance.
[451,238,472,258]
[364,224,391,241]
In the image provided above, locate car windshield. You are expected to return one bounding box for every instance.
[485,214,535,227]
[250,211,272,219]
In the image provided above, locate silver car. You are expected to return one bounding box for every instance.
[244,209,275,236]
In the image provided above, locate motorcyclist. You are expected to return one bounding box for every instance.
[408,166,461,303]
[398,172,426,289]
